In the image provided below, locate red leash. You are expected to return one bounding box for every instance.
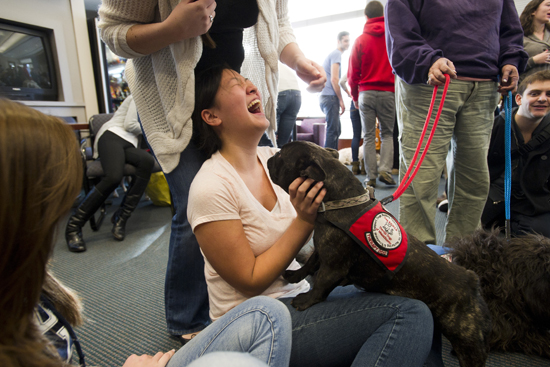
[380,74,451,205]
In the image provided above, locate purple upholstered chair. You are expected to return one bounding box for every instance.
[295,118,327,147]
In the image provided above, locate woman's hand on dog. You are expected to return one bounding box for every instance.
[289,177,326,226]
[122,350,175,367]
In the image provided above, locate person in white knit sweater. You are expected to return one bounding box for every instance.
[97,0,326,342]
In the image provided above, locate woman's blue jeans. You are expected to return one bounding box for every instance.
[276,89,302,147]
[163,141,211,335]
[168,296,291,367]
[280,286,440,367]
[319,95,341,150]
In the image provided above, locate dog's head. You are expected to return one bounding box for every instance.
[267,141,339,194]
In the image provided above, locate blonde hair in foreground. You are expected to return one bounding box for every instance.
[0,99,83,367]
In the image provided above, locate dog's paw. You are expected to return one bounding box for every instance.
[283,269,304,284]
[291,293,318,311]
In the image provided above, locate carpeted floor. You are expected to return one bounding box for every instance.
[49,172,550,366]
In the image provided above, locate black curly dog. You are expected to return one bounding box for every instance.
[446,229,550,358]
[267,141,491,367]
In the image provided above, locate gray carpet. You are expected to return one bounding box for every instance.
[49,174,550,366]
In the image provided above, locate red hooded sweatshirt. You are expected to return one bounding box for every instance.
[348,16,395,102]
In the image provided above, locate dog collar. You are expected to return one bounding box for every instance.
[318,192,372,212]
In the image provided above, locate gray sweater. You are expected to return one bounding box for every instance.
[522,30,550,79]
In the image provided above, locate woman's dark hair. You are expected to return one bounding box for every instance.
[520,0,550,36]
[192,64,230,158]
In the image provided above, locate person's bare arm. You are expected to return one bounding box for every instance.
[126,0,216,55]
[331,63,345,115]
[280,42,326,93]
[195,178,325,297]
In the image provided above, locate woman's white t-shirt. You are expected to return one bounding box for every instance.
[188,147,310,320]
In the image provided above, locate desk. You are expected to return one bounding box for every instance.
[68,123,89,131]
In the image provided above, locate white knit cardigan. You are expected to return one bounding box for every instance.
[98,0,296,173]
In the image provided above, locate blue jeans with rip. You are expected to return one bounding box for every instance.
[319,95,341,150]
[280,286,441,367]
[169,296,291,367]
[277,89,302,147]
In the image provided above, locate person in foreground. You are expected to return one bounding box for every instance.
[187,65,440,367]
[0,98,293,367]
[483,70,550,237]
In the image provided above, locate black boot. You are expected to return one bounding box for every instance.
[111,177,149,241]
[66,187,106,252]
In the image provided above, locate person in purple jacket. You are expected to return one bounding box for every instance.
[385,0,529,246]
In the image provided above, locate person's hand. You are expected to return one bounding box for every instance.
[427,58,457,86]
[354,100,359,109]
[532,50,550,64]
[122,351,175,367]
[289,178,326,225]
[163,0,217,42]
[498,64,519,95]
[294,57,327,93]
[345,89,352,99]
[339,99,346,115]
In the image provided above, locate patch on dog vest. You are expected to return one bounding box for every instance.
[325,200,408,277]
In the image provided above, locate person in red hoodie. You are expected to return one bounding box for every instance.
[348,1,396,188]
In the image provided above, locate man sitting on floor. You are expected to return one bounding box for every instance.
[483,70,550,237]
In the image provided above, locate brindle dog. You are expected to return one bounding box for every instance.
[267,141,491,367]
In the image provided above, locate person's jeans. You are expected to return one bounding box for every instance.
[396,78,499,244]
[319,95,341,150]
[277,89,302,147]
[280,286,439,367]
[163,141,211,335]
[186,352,270,367]
[350,100,362,162]
[359,90,395,180]
[168,296,291,367]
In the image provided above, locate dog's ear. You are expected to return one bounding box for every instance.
[300,161,326,181]
[324,148,339,160]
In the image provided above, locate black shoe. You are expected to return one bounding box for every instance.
[65,187,106,252]
[111,177,149,241]
[111,208,126,241]
[66,230,86,252]
[438,199,448,213]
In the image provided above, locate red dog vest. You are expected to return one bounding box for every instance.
[324,200,408,278]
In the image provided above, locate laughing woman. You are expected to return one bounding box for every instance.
[187,65,442,367]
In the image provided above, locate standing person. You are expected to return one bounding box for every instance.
[319,31,350,150]
[65,95,155,252]
[98,0,326,342]
[483,70,550,238]
[520,0,550,80]
[385,0,528,245]
[348,1,396,188]
[276,62,301,147]
[188,65,440,367]
[0,98,294,367]
[340,75,364,175]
